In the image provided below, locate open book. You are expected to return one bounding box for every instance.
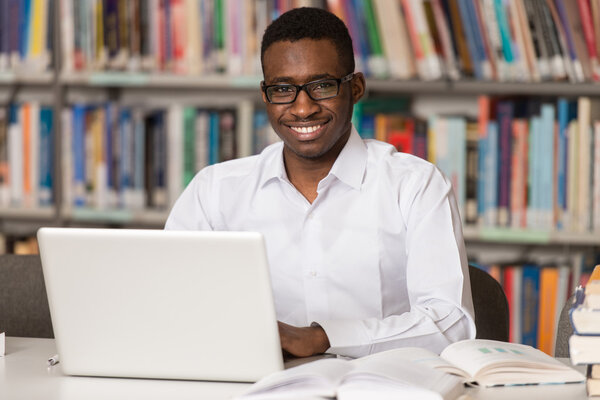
[237,349,464,400]
[400,339,585,387]
[238,339,585,399]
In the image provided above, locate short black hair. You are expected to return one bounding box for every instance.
[260,7,355,75]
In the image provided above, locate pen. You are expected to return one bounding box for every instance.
[47,354,60,366]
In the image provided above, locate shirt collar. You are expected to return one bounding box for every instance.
[259,125,367,190]
[328,126,367,190]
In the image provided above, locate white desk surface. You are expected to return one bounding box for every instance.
[0,337,590,400]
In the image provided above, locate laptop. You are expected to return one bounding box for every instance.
[37,227,284,382]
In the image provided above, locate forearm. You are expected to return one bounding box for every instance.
[315,302,474,358]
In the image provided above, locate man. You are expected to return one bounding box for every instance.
[165,7,475,358]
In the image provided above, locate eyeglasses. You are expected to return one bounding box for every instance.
[261,73,354,104]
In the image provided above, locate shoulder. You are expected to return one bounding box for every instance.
[194,141,282,186]
[364,139,442,184]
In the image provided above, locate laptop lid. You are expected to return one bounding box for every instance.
[37,227,284,382]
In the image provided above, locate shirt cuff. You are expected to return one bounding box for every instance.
[312,319,372,358]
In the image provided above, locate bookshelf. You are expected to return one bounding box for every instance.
[2,0,600,354]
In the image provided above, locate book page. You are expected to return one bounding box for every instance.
[237,358,351,399]
[440,339,584,386]
[340,356,464,400]
[351,347,469,379]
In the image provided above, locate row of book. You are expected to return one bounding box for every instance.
[9,0,600,83]
[569,265,600,398]
[0,103,54,209]
[0,0,54,72]
[334,0,600,82]
[58,0,324,76]
[61,103,238,211]
[60,103,279,211]
[478,262,572,356]
[53,0,600,82]
[0,99,277,212]
[356,95,600,233]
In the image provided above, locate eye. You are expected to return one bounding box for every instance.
[313,81,335,90]
[272,85,295,94]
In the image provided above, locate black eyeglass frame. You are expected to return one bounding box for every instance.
[261,73,355,104]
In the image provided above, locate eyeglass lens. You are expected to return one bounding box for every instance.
[267,79,339,103]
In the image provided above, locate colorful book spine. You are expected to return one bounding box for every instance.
[38,106,53,205]
[496,101,513,227]
[521,265,540,348]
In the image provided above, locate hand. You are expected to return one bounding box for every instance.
[278,321,330,358]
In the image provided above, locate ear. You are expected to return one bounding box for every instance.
[350,73,366,104]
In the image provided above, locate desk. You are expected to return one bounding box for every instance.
[0,337,590,400]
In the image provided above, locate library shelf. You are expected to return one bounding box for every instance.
[0,207,55,220]
[59,71,262,90]
[0,71,54,86]
[463,226,600,246]
[366,79,600,96]
[61,207,169,227]
[53,74,600,97]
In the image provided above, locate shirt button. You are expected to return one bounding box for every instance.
[310,270,317,277]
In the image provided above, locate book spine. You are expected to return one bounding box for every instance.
[133,108,146,209]
[72,104,86,207]
[540,103,555,229]
[362,0,387,78]
[578,0,600,80]
[195,110,209,172]
[556,97,568,229]
[8,105,23,206]
[510,119,527,229]
[167,104,183,206]
[7,0,20,68]
[219,110,236,162]
[38,106,53,206]
[538,0,566,79]
[208,110,220,165]
[521,265,540,348]
[577,0,600,80]
[577,97,592,232]
[537,267,559,355]
[457,0,483,79]
[497,101,513,227]
[183,106,196,186]
[431,0,460,80]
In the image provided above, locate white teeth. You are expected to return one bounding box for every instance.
[291,125,321,134]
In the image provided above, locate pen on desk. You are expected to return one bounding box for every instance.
[47,354,60,366]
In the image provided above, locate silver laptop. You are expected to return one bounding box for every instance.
[37,227,284,382]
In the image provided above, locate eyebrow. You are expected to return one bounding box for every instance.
[267,74,335,85]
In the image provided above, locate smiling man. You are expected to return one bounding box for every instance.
[165,7,475,358]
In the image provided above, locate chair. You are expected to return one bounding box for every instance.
[0,254,54,338]
[554,293,575,358]
[469,264,510,342]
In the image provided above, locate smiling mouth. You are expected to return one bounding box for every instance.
[290,124,321,134]
[286,122,327,141]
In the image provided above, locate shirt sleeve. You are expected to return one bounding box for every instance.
[315,164,476,358]
[164,170,215,231]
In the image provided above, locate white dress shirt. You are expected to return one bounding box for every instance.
[165,126,476,357]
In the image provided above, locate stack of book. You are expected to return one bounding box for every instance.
[569,265,600,398]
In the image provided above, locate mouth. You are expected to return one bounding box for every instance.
[286,122,327,141]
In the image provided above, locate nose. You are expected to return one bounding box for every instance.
[289,88,320,119]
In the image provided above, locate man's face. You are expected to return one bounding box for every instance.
[261,39,365,161]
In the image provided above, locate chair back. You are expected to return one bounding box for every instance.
[0,254,54,338]
[469,264,509,341]
[554,293,575,357]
